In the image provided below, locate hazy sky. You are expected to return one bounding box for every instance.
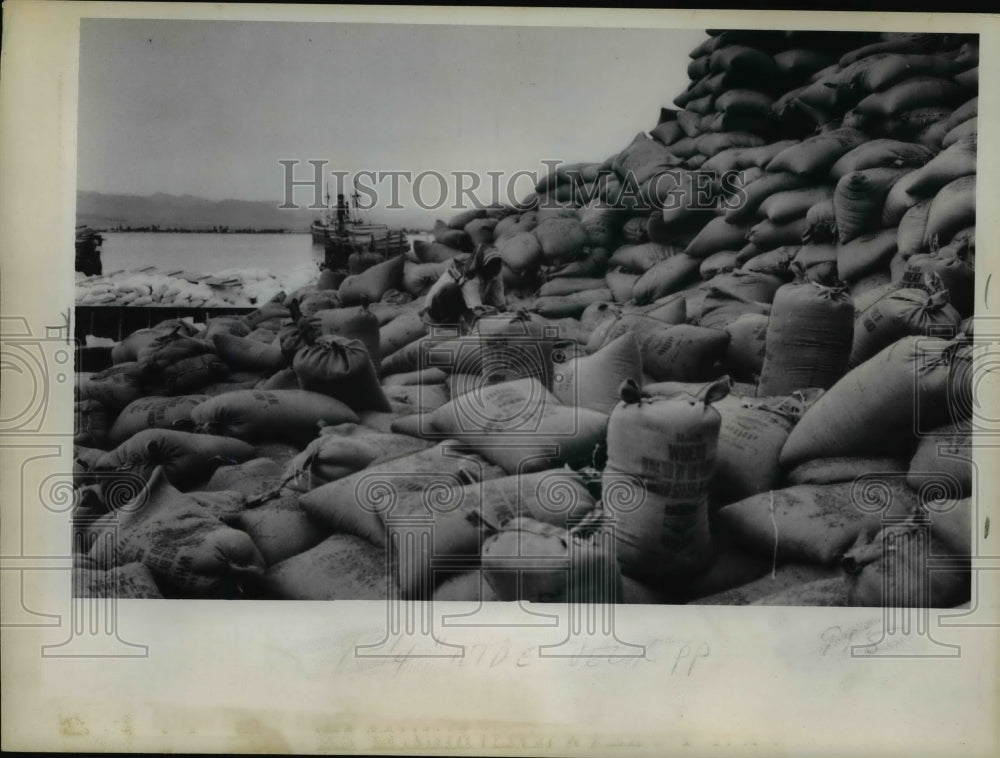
[78,20,705,227]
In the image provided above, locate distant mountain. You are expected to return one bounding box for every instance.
[76,191,322,231]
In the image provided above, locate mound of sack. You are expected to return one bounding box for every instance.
[74,265,319,308]
[73,29,978,606]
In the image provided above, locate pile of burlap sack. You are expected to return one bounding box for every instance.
[73,29,978,607]
[74,266,319,308]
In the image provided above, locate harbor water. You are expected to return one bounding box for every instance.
[97,231,433,275]
[98,232,322,274]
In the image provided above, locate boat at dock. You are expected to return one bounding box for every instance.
[310,187,409,264]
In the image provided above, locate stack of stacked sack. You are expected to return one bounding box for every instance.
[73,29,978,607]
[72,280,615,600]
[74,265,319,308]
[375,27,979,606]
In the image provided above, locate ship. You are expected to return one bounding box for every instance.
[310,186,409,268]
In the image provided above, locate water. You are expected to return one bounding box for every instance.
[80,230,435,308]
[99,231,322,275]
